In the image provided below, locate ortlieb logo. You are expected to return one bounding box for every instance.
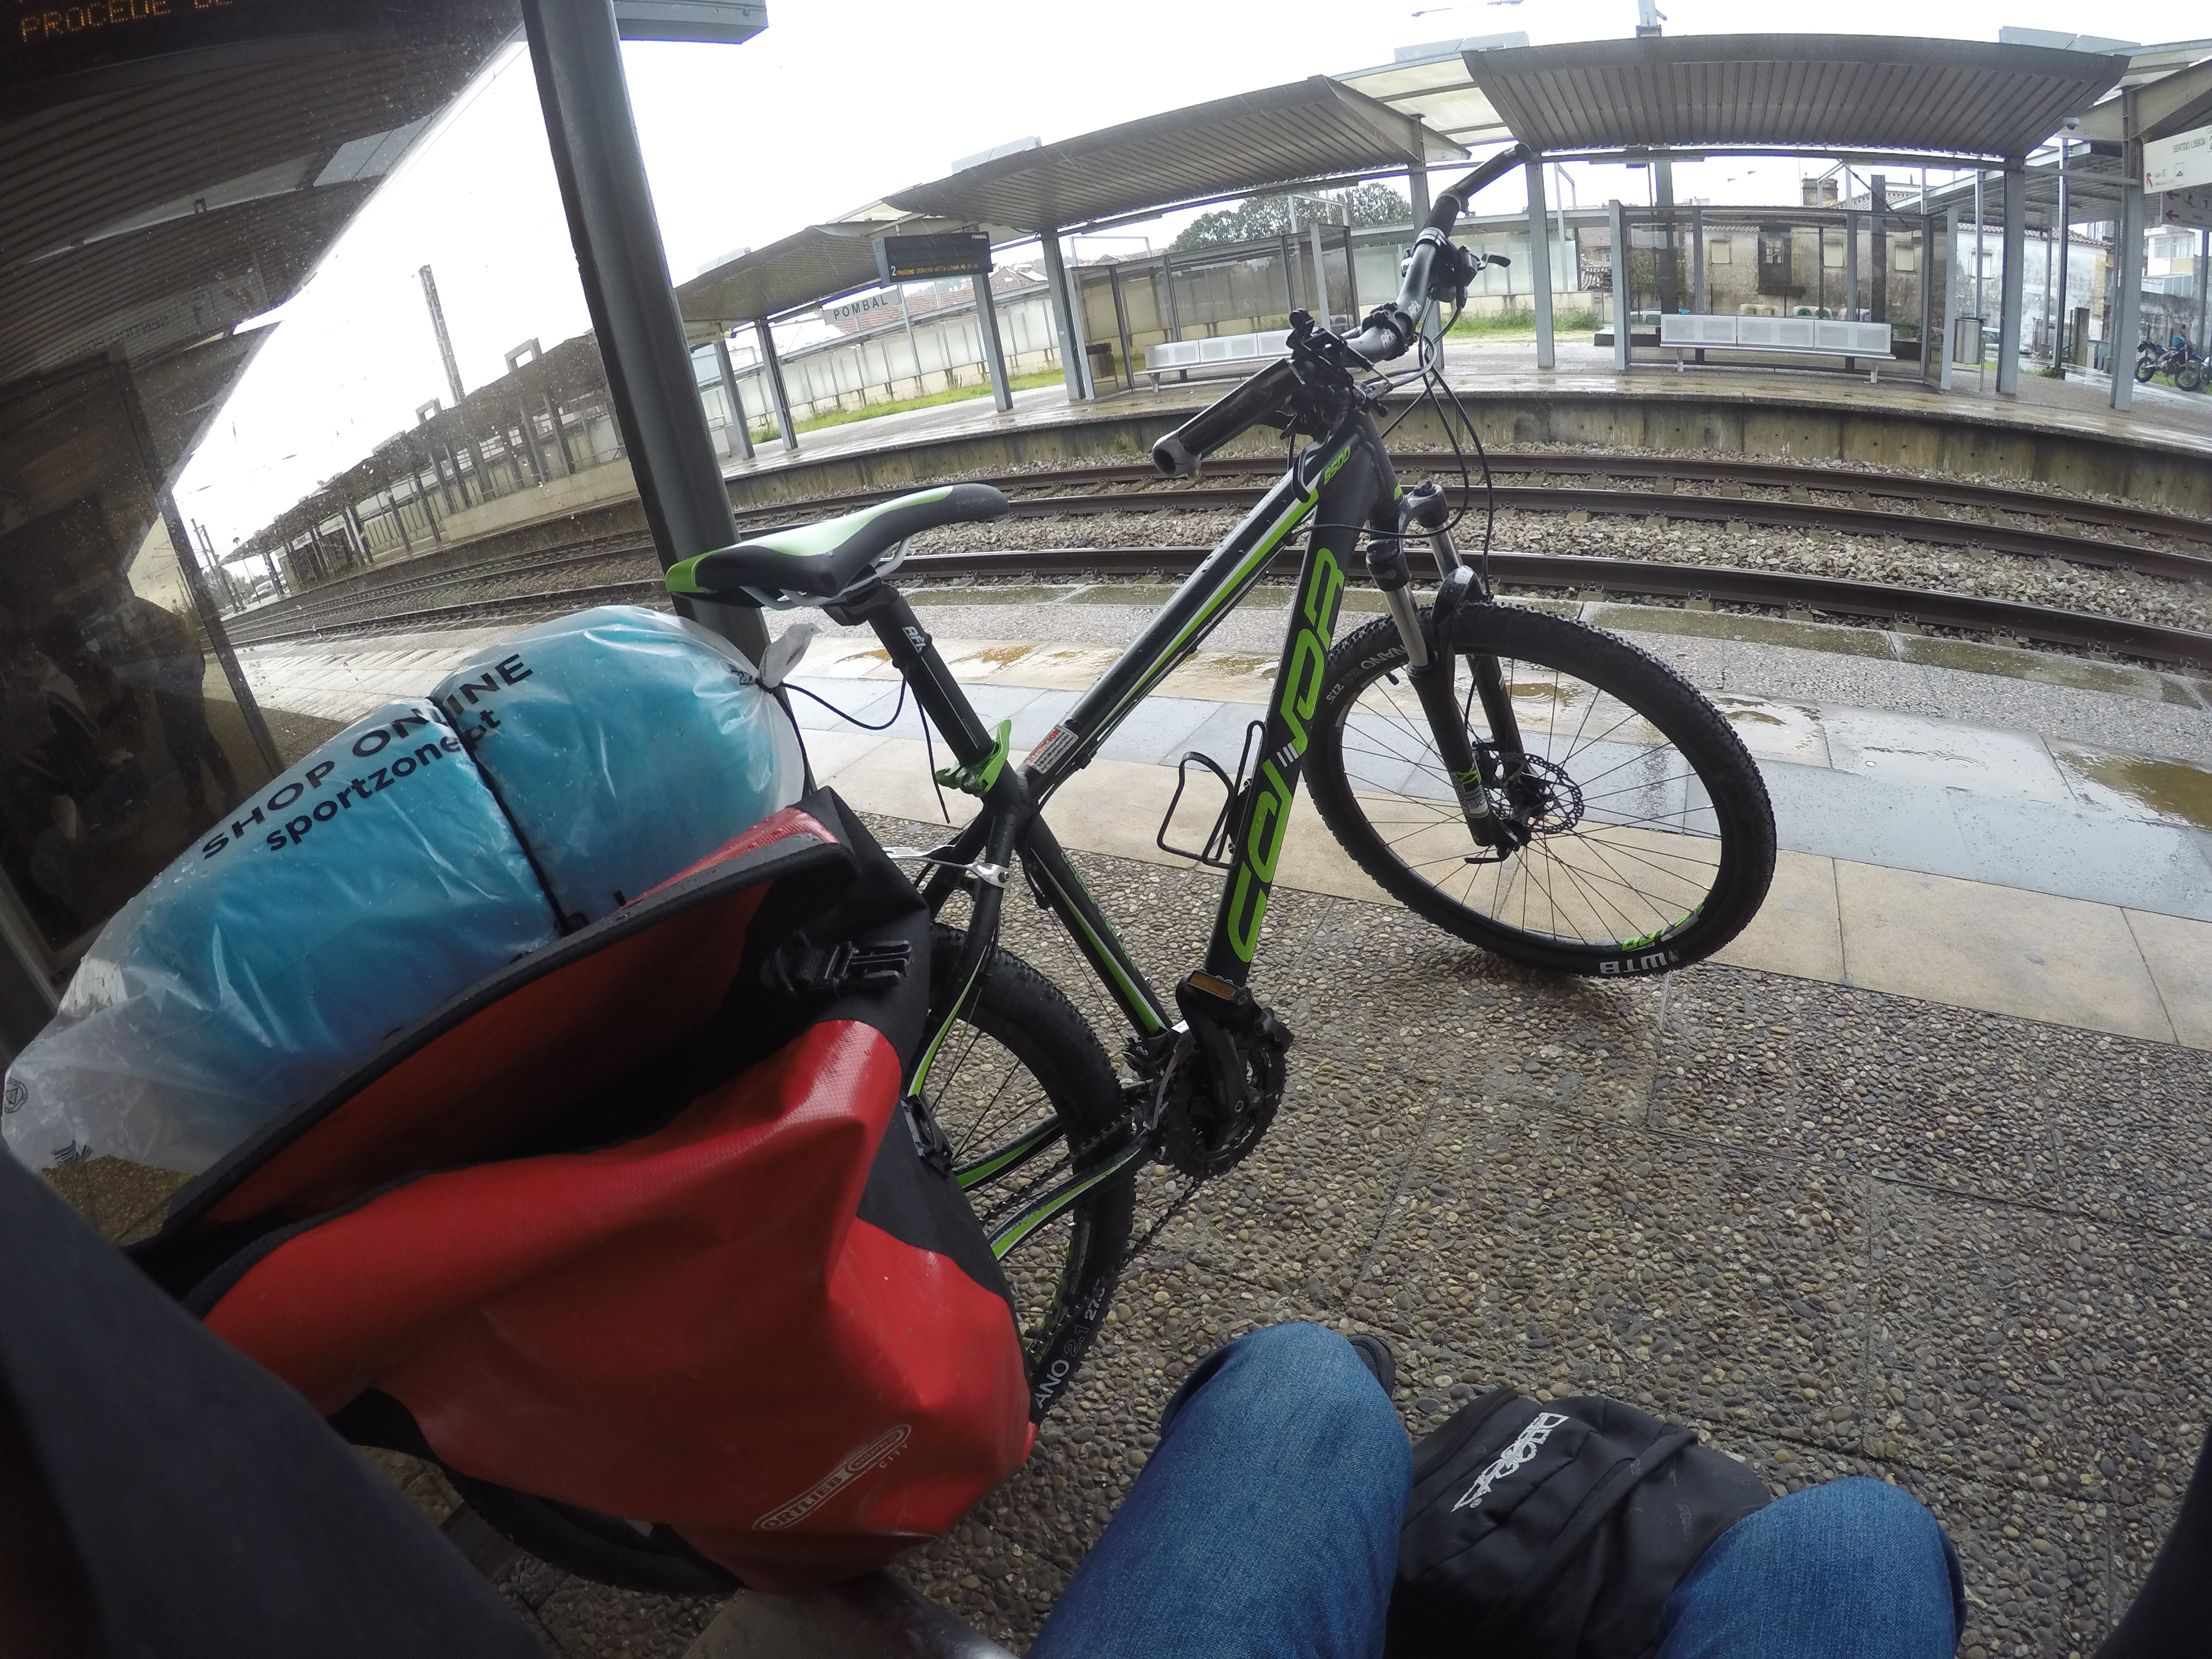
[1453,1411,1571,1512]
[752,1424,911,1531]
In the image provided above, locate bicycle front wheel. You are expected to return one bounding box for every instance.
[922,926,1133,1417]
[1307,604,1777,976]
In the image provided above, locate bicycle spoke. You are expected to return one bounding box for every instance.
[1337,641,1733,950]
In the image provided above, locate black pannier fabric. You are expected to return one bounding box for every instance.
[1389,1387,1772,1659]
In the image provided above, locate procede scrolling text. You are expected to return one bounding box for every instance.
[197,708,464,860]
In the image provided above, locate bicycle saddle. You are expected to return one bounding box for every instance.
[666,483,1008,604]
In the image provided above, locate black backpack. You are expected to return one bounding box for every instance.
[1389,1388,1773,1659]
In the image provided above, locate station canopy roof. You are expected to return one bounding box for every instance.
[680,75,1468,330]
[676,215,975,336]
[1343,33,2125,166]
[883,75,1466,230]
[1,3,518,393]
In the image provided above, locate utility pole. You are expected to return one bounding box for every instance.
[419,265,466,407]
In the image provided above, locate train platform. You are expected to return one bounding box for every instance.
[205,589,2212,1659]
[227,595,2212,1053]
[716,337,2212,488]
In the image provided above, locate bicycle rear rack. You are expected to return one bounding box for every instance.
[1155,720,1265,869]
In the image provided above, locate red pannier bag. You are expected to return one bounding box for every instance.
[131,790,1031,1594]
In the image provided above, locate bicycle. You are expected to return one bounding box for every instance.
[667,141,1778,1417]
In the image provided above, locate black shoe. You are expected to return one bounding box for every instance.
[1347,1332,1396,1395]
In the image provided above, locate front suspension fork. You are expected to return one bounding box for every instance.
[1369,486,1528,850]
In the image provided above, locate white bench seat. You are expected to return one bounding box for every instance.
[1658,314,1895,381]
[1144,330,1291,384]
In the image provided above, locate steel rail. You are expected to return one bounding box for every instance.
[225,450,2212,641]
[721,454,2212,548]
[229,458,2212,650]
[227,544,2212,671]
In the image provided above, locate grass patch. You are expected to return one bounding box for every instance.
[1449,306,1604,336]
[750,370,1065,445]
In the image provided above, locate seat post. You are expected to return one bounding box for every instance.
[826,580,997,764]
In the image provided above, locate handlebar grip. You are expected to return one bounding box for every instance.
[1152,358,1300,477]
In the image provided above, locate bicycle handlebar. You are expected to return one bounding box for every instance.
[1343,142,1532,363]
[1152,143,1530,476]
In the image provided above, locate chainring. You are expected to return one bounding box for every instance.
[1155,1024,1290,1180]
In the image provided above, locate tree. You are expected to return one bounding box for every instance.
[1169,184,1413,253]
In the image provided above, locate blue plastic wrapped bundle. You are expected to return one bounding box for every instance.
[430,608,804,926]
[2,703,560,1175]
[2,606,805,1176]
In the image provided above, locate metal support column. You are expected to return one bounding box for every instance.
[2054,142,2072,367]
[1608,200,1629,371]
[2198,226,2209,352]
[111,357,281,777]
[1038,227,1092,401]
[1844,209,1859,319]
[1870,176,1888,324]
[1653,160,1679,316]
[2111,179,2145,412]
[1342,223,1359,315]
[420,264,467,407]
[1306,217,1330,322]
[1937,207,1958,391]
[972,272,1013,412]
[1997,165,2026,395]
[1107,264,1135,391]
[896,285,921,392]
[518,0,763,661]
[384,487,411,555]
[753,319,797,450]
[1692,205,1707,314]
[712,336,753,460]
[1524,156,1555,369]
[541,394,575,475]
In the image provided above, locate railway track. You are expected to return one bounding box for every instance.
[213,435,2212,680]
[225,450,2212,651]
[224,542,2212,672]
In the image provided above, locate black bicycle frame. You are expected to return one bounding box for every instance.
[833,413,1400,1079]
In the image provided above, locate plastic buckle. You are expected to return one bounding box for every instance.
[768,936,913,999]
[902,1093,956,1174]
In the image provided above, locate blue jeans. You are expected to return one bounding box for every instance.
[1030,1323,1410,1659]
[1031,1324,1963,1659]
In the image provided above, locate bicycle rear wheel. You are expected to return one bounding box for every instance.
[923,926,1133,1418]
[1307,604,1776,976]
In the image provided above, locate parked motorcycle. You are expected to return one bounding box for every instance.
[2136,335,2207,391]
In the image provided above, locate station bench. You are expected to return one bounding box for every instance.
[1659,314,1896,381]
[1143,330,1291,385]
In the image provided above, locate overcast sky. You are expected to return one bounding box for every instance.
[175,1,2209,552]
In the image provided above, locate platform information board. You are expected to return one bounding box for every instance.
[874,233,992,284]
[2145,123,2212,194]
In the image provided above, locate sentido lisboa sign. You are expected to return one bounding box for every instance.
[2145,123,2212,193]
